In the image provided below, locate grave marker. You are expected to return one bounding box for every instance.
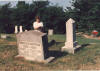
[0,34,7,39]
[48,29,53,35]
[19,26,23,33]
[15,26,18,34]
[16,30,54,63]
[61,18,81,54]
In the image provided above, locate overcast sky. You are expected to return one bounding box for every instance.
[0,0,72,9]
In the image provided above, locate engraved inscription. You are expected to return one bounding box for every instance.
[18,41,43,59]
[20,41,40,46]
[16,31,48,61]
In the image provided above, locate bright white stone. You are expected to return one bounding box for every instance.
[48,29,53,35]
[15,26,18,34]
[19,26,23,33]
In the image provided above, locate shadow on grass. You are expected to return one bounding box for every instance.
[48,40,64,48]
[55,42,64,45]
[48,50,67,58]
[47,40,67,61]
[48,40,56,47]
[76,44,90,52]
[81,44,90,47]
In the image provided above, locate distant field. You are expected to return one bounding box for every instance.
[0,34,100,70]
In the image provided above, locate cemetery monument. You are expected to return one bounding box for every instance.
[16,30,54,63]
[61,18,81,54]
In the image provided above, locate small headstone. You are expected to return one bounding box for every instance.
[16,30,54,63]
[61,18,81,54]
[48,29,53,35]
[19,26,23,33]
[1,34,7,39]
[25,30,28,32]
[15,26,18,34]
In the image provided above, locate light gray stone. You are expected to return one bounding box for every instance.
[15,26,18,34]
[16,30,54,62]
[44,57,55,64]
[1,34,7,39]
[19,26,23,33]
[48,29,53,35]
[25,30,28,32]
[61,18,81,54]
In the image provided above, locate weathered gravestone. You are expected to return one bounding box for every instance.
[0,34,7,39]
[25,30,28,32]
[19,26,23,33]
[61,18,81,54]
[48,29,53,35]
[15,26,18,34]
[16,30,54,63]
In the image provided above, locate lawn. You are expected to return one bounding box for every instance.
[0,34,100,70]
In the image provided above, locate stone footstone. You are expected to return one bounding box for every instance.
[43,57,55,64]
[15,26,18,34]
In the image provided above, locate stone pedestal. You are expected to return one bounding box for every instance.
[61,18,81,54]
[15,26,18,34]
[16,30,54,63]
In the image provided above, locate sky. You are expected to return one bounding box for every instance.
[0,0,72,9]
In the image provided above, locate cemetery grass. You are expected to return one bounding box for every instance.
[0,34,100,70]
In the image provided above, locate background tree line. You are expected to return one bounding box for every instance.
[0,1,67,34]
[0,0,100,34]
[70,0,100,34]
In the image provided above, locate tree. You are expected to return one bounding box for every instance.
[69,0,100,33]
[29,1,67,33]
[0,1,68,34]
[0,3,13,33]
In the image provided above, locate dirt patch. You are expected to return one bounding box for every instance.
[83,34,100,40]
[7,42,17,45]
[0,39,6,43]
[0,41,17,45]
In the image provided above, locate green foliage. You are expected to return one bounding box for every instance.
[0,1,67,34]
[0,0,100,34]
[0,3,13,33]
[68,0,100,33]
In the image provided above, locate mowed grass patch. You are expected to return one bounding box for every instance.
[0,34,100,70]
[0,34,16,45]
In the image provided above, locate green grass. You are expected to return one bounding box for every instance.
[77,36,100,44]
[48,34,100,44]
[0,34,100,70]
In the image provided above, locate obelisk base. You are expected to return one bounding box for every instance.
[61,41,81,54]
